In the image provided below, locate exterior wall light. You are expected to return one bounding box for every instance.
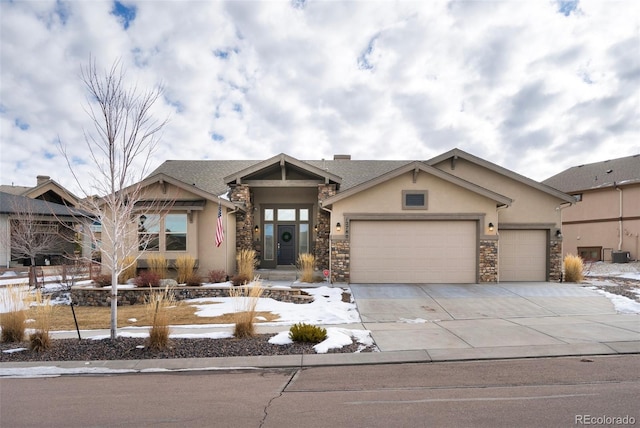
[556,229,562,238]
[254,225,259,233]
[488,222,494,232]
[336,222,341,232]
[314,224,318,232]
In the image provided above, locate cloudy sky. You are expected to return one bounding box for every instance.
[1,0,638,196]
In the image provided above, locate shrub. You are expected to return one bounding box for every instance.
[297,253,315,283]
[564,254,584,283]
[229,281,264,338]
[236,249,257,282]
[94,274,112,287]
[118,256,137,284]
[0,285,30,343]
[208,269,227,283]
[148,255,168,278]
[134,270,161,288]
[289,323,327,343]
[184,273,203,287]
[176,255,196,284]
[29,291,52,352]
[145,287,175,350]
[231,273,251,286]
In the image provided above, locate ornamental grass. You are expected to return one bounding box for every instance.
[236,249,257,282]
[564,254,584,283]
[0,285,31,343]
[145,286,175,350]
[229,279,264,338]
[297,253,315,283]
[176,255,196,284]
[29,290,53,352]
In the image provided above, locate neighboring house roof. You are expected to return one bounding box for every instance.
[427,148,576,203]
[542,154,640,193]
[0,191,85,219]
[0,176,80,207]
[322,161,513,208]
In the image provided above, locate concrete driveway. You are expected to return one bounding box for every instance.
[349,282,640,360]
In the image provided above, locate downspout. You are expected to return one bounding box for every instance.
[321,204,333,285]
[495,205,508,283]
[556,201,573,281]
[616,185,623,251]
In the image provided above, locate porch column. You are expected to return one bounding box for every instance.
[230,184,254,251]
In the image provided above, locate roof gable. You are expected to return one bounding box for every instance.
[321,161,512,207]
[427,148,575,203]
[223,153,342,187]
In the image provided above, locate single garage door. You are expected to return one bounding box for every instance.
[499,230,547,281]
[350,220,477,283]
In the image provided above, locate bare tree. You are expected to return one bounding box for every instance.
[4,198,68,288]
[60,57,169,340]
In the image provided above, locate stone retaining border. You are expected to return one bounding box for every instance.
[71,285,313,307]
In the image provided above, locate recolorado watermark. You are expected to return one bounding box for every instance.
[575,415,636,425]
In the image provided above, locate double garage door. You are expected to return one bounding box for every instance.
[350,220,477,283]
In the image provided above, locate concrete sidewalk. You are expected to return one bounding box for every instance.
[1,282,639,375]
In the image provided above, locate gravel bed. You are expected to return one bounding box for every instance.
[1,335,374,363]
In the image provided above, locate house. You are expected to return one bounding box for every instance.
[543,154,640,262]
[131,148,573,283]
[0,175,80,208]
[0,191,88,268]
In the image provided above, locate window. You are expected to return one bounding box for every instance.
[264,224,274,260]
[402,190,428,209]
[165,214,187,251]
[139,214,160,251]
[299,224,309,254]
[277,209,296,221]
[138,213,187,252]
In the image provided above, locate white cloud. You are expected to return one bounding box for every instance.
[1,0,638,195]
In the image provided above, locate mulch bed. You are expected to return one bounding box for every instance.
[1,335,375,363]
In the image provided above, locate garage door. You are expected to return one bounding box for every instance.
[350,221,477,283]
[499,230,547,281]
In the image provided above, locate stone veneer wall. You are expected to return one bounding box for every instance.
[331,238,350,283]
[549,239,562,281]
[479,239,498,282]
[230,185,254,251]
[71,286,312,307]
[315,184,337,270]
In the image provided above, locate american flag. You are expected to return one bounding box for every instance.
[215,202,224,247]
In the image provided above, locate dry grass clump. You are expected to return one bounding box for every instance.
[176,255,196,284]
[29,291,53,352]
[119,256,137,284]
[148,255,168,278]
[297,253,315,283]
[236,249,257,282]
[0,285,31,343]
[145,287,175,350]
[564,253,584,283]
[229,279,264,338]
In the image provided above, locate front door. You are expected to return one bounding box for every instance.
[277,224,296,266]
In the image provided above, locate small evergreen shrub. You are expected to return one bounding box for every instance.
[176,255,196,284]
[564,254,584,283]
[134,271,161,287]
[289,323,327,344]
[208,269,227,283]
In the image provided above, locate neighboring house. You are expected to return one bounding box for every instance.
[543,154,640,262]
[0,175,80,208]
[0,191,88,268]
[127,148,573,283]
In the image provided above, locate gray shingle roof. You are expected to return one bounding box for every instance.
[543,154,640,193]
[0,191,84,217]
[149,159,412,195]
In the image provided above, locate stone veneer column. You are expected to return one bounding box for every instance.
[479,239,498,282]
[230,184,254,251]
[315,184,337,271]
[549,238,562,281]
[331,238,350,283]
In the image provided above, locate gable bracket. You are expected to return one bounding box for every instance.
[451,155,458,170]
[412,167,419,184]
[280,158,286,181]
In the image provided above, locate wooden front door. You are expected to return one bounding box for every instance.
[277,224,296,266]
